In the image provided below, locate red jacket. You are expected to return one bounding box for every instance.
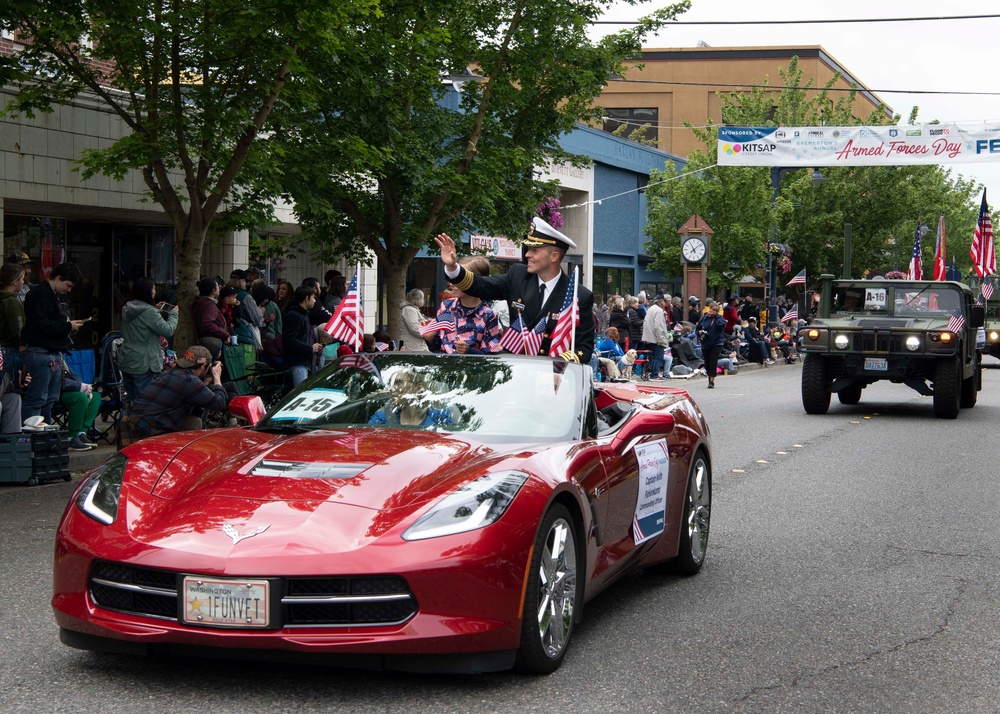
[723,304,739,333]
[191,296,230,342]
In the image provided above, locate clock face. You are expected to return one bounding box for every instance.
[682,237,707,263]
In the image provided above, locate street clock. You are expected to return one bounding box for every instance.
[681,235,708,264]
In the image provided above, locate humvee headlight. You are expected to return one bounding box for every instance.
[807,328,820,340]
[905,336,920,351]
[939,332,953,343]
[834,335,850,350]
[989,330,999,342]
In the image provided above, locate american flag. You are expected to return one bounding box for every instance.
[786,268,806,287]
[933,215,947,281]
[907,222,923,280]
[780,306,799,324]
[971,189,995,278]
[374,341,390,352]
[498,316,527,354]
[338,353,378,374]
[323,269,363,350]
[946,307,965,333]
[523,318,547,356]
[418,312,456,336]
[547,268,579,357]
[982,281,995,301]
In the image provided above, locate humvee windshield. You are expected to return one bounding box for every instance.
[831,283,964,317]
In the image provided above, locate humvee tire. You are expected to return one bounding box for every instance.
[838,383,863,405]
[802,354,831,414]
[933,357,961,419]
[960,370,978,408]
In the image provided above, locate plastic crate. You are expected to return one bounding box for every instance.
[0,458,34,484]
[0,433,34,458]
[29,430,71,456]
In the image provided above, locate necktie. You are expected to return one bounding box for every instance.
[538,282,546,308]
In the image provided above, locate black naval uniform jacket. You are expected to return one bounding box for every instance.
[449,263,595,363]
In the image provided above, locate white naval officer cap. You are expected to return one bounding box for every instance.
[522,216,576,250]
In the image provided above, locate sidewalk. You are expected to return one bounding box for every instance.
[69,443,117,476]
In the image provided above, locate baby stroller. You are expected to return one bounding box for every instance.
[92,331,127,444]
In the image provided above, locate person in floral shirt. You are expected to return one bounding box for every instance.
[426,256,501,355]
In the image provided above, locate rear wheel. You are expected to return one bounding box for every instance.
[651,450,711,576]
[516,504,579,674]
[801,354,831,414]
[838,383,863,405]
[933,357,961,419]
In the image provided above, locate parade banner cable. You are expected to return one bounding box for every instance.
[717,123,1000,167]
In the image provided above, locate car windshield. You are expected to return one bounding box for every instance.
[832,282,964,317]
[256,353,587,442]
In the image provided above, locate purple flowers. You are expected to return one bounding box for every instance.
[537,197,564,229]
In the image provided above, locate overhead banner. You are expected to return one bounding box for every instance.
[717,123,1000,167]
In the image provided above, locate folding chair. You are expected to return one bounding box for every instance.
[50,348,98,431]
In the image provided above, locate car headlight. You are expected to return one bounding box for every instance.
[834,335,850,350]
[75,454,128,525]
[905,336,920,351]
[402,471,529,541]
[989,331,999,342]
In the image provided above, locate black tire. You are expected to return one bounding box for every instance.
[961,359,979,408]
[650,450,711,576]
[516,504,579,674]
[801,354,831,414]
[26,476,38,487]
[838,383,863,405]
[933,357,961,419]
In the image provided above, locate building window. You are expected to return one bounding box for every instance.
[592,266,635,307]
[602,108,658,144]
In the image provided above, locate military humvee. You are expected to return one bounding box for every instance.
[799,275,984,419]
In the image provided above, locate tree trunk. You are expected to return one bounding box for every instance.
[381,244,422,342]
[172,225,209,351]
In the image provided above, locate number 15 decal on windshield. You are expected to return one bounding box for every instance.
[270,388,347,421]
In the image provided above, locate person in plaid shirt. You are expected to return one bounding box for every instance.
[117,345,229,447]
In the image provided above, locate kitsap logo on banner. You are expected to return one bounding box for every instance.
[718,122,1000,167]
[718,126,778,158]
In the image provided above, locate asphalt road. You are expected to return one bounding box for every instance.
[2,360,999,713]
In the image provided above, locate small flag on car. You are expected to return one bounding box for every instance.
[946,308,966,333]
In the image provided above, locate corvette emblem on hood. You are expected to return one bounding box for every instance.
[222,524,270,545]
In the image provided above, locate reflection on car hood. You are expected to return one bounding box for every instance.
[147,428,521,511]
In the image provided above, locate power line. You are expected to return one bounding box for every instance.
[594,14,1000,26]
[606,78,1000,97]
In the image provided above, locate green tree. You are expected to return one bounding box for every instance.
[1,0,376,347]
[275,0,690,339]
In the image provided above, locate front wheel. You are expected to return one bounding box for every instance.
[801,354,831,414]
[516,504,579,674]
[933,357,961,419]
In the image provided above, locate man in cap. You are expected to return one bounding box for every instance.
[435,217,595,363]
[641,294,673,380]
[118,345,229,447]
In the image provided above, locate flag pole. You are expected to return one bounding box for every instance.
[570,265,579,357]
[355,263,362,351]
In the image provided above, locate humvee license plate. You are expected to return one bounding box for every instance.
[864,357,888,371]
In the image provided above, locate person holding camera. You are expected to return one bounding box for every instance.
[119,276,179,400]
[118,345,229,447]
[696,301,728,389]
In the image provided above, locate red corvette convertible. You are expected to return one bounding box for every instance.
[54,353,711,673]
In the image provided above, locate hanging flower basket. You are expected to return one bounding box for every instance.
[537,197,564,229]
[884,270,907,280]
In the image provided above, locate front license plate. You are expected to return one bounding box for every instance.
[182,576,269,628]
[864,357,888,371]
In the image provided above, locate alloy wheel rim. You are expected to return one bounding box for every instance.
[536,517,577,659]
[688,459,710,563]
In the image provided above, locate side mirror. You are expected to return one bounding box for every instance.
[229,395,266,425]
[970,305,985,329]
[610,413,674,454]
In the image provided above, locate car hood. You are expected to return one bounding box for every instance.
[145,428,520,510]
[120,428,543,559]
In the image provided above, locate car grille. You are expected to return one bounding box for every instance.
[851,332,904,352]
[88,561,418,627]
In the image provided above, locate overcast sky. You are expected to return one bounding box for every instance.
[592,0,1000,204]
